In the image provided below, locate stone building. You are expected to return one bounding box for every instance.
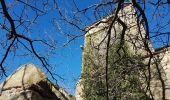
[76,3,170,100]
[0,63,75,100]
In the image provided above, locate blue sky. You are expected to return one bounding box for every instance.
[0,0,101,95]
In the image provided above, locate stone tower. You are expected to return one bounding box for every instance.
[76,3,170,100]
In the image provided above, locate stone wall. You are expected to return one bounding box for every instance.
[76,3,170,100]
[0,64,75,100]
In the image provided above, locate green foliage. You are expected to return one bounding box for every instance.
[80,37,150,99]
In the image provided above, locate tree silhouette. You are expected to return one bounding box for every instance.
[0,0,170,99]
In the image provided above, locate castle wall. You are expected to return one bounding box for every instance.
[76,4,170,100]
